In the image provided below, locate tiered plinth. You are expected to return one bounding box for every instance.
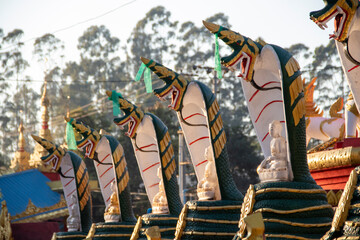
[85,222,136,239]
[174,200,242,240]
[130,213,179,240]
[234,182,334,240]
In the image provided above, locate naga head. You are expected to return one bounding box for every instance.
[310,0,358,42]
[65,117,101,159]
[140,57,189,111]
[31,135,65,172]
[106,91,144,138]
[203,21,263,82]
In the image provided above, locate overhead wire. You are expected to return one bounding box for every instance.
[0,0,137,52]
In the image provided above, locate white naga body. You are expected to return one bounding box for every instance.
[179,82,221,200]
[131,115,168,213]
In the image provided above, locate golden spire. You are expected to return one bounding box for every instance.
[29,79,54,171]
[10,121,31,172]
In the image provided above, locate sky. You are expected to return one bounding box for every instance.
[0,0,330,83]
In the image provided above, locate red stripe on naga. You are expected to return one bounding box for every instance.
[142,162,160,172]
[104,177,115,190]
[249,81,280,102]
[97,154,110,167]
[255,100,283,123]
[196,160,208,167]
[189,136,209,146]
[136,143,156,151]
[100,166,113,178]
[183,113,206,121]
[148,182,160,188]
[348,65,359,72]
[64,178,75,187]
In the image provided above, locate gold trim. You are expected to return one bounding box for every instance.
[285,57,300,78]
[345,100,360,117]
[320,118,338,139]
[95,224,135,228]
[213,130,226,159]
[55,234,87,239]
[330,168,358,231]
[263,218,331,227]
[141,216,179,221]
[174,204,188,240]
[92,233,132,237]
[255,188,326,195]
[208,100,220,122]
[185,217,238,224]
[329,97,343,118]
[130,216,142,240]
[344,221,360,227]
[239,185,256,237]
[307,146,360,170]
[140,227,177,233]
[187,205,242,211]
[292,97,305,126]
[265,234,318,240]
[182,231,235,236]
[11,195,68,223]
[255,205,332,214]
[289,76,303,105]
[337,237,360,240]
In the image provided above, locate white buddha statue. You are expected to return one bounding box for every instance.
[197,146,218,200]
[152,167,169,214]
[104,181,121,222]
[67,195,80,232]
[257,120,290,182]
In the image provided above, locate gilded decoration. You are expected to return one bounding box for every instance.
[239,185,256,238]
[330,169,358,232]
[11,195,68,223]
[307,146,360,170]
[0,201,13,240]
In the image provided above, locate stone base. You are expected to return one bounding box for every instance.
[234,181,334,240]
[86,222,136,240]
[258,168,290,183]
[174,200,243,240]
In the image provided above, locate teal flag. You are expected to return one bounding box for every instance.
[144,68,152,93]
[215,33,223,79]
[135,63,146,81]
[108,90,122,116]
[66,122,77,150]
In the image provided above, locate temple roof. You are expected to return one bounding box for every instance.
[0,169,68,223]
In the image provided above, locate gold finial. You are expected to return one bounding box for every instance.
[106,90,112,98]
[18,121,25,150]
[202,21,221,34]
[140,57,151,65]
[10,121,31,172]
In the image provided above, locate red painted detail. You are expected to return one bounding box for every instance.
[249,81,280,102]
[64,178,74,187]
[67,189,76,198]
[136,143,156,151]
[189,136,209,146]
[41,172,60,181]
[104,178,115,190]
[97,154,110,167]
[334,138,360,149]
[106,196,111,203]
[183,113,206,121]
[148,182,160,188]
[42,122,49,129]
[255,100,283,123]
[348,65,359,72]
[63,168,73,176]
[310,165,358,190]
[143,162,160,172]
[100,166,113,178]
[196,160,208,167]
[262,132,269,142]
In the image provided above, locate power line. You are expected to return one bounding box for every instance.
[0,0,137,52]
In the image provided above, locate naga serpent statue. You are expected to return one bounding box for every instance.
[203,21,334,239]
[106,90,182,240]
[31,135,92,240]
[310,0,360,138]
[140,57,244,239]
[66,117,137,240]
